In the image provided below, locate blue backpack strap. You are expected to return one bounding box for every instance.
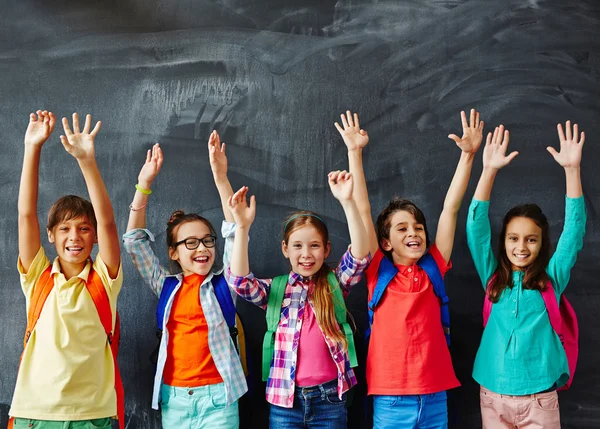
[366,256,398,343]
[156,276,180,330]
[212,274,239,349]
[417,253,451,346]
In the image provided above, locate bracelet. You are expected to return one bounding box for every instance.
[129,202,149,211]
[135,184,152,195]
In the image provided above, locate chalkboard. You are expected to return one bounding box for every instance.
[1,1,598,428]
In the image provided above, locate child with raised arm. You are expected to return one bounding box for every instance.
[10,111,123,429]
[336,110,483,428]
[466,122,586,429]
[226,170,371,429]
[122,131,247,429]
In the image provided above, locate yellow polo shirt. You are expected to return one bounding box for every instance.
[9,246,122,420]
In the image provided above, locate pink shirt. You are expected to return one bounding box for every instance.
[295,303,338,387]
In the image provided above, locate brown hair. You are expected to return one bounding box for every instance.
[283,211,348,350]
[488,204,551,302]
[375,198,430,259]
[47,195,97,231]
[166,210,218,273]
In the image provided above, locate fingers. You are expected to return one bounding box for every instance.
[230,186,249,206]
[546,146,558,159]
[83,114,92,134]
[62,117,73,137]
[48,112,56,130]
[474,110,480,129]
[90,120,102,137]
[486,132,492,145]
[334,122,343,134]
[469,109,475,128]
[501,129,510,146]
[340,113,349,129]
[328,170,351,183]
[145,149,151,163]
[506,151,519,163]
[447,134,460,144]
[579,131,585,146]
[478,120,484,132]
[565,120,572,141]
[491,126,499,144]
[353,112,360,129]
[72,113,80,134]
[59,135,70,150]
[248,195,256,213]
[346,110,354,128]
[460,110,468,130]
[556,123,566,142]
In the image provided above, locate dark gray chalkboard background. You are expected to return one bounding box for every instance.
[1,1,598,428]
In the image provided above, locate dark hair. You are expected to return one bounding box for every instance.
[166,210,218,273]
[488,204,551,303]
[375,198,430,259]
[283,211,348,350]
[47,195,97,232]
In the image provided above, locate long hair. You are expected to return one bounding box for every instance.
[283,211,347,350]
[166,210,218,273]
[375,198,430,259]
[488,204,551,302]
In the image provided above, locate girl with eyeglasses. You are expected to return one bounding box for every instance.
[122,132,247,429]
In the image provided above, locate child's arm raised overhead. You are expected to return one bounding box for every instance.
[209,130,235,223]
[328,170,369,259]
[335,111,378,256]
[548,120,584,199]
[18,110,56,271]
[228,186,256,277]
[436,109,484,263]
[60,113,120,278]
[126,143,163,232]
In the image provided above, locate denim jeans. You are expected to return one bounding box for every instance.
[372,391,448,429]
[269,379,347,429]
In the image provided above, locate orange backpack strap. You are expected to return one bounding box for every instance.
[24,266,54,349]
[86,269,124,429]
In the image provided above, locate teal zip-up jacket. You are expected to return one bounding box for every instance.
[466,196,586,395]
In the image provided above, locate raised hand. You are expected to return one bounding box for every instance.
[334,110,369,151]
[208,130,228,179]
[328,170,354,202]
[24,110,56,148]
[448,109,484,154]
[60,113,101,162]
[227,186,256,229]
[482,125,518,170]
[547,120,585,169]
[138,143,164,189]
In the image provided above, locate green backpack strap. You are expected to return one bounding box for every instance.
[262,274,288,381]
[327,271,358,368]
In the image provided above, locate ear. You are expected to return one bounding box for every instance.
[169,247,179,262]
[281,241,289,259]
[380,237,392,252]
[47,228,55,244]
[324,241,331,258]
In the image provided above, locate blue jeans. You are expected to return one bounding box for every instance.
[373,391,448,429]
[269,379,347,428]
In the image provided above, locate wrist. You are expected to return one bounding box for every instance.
[137,180,153,190]
[135,183,152,195]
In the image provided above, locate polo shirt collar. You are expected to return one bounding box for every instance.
[51,257,93,282]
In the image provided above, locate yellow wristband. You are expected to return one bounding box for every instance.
[135,184,152,195]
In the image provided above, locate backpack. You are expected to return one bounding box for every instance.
[262,271,358,381]
[366,253,451,346]
[152,273,249,376]
[9,266,124,429]
[483,277,578,390]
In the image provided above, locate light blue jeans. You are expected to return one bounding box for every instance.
[372,391,448,429]
[160,383,239,429]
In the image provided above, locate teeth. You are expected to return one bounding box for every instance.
[194,256,209,262]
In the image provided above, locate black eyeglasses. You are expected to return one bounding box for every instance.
[173,235,217,250]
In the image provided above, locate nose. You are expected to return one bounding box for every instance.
[68,229,80,241]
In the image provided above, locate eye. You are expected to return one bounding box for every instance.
[508,236,517,241]
[81,227,90,231]
[60,227,68,231]
[416,226,424,231]
[311,243,321,248]
[293,243,302,248]
[528,238,537,243]
[398,227,407,232]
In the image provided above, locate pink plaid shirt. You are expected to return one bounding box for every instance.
[226,248,370,408]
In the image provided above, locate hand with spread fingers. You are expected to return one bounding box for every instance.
[59,113,101,162]
[548,120,585,169]
[448,108,484,154]
[482,125,518,170]
[335,110,369,151]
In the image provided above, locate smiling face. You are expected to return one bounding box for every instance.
[504,216,543,271]
[47,216,97,272]
[169,220,216,276]
[282,225,330,278]
[380,210,427,266]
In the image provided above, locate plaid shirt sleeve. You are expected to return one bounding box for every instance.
[225,268,272,310]
[335,246,371,296]
[122,228,169,297]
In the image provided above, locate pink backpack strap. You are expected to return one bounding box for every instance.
[540,281,562,336]
[482,275,495,327]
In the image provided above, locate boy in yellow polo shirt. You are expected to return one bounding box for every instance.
[10,110,123,428]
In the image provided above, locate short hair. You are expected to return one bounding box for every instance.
[375,198,430,258]
[47,195,97,231]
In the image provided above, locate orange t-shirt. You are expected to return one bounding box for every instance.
[365,245,460,395]
[162,274,223,387]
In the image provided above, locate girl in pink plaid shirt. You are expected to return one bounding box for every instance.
[226,171,371,429]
